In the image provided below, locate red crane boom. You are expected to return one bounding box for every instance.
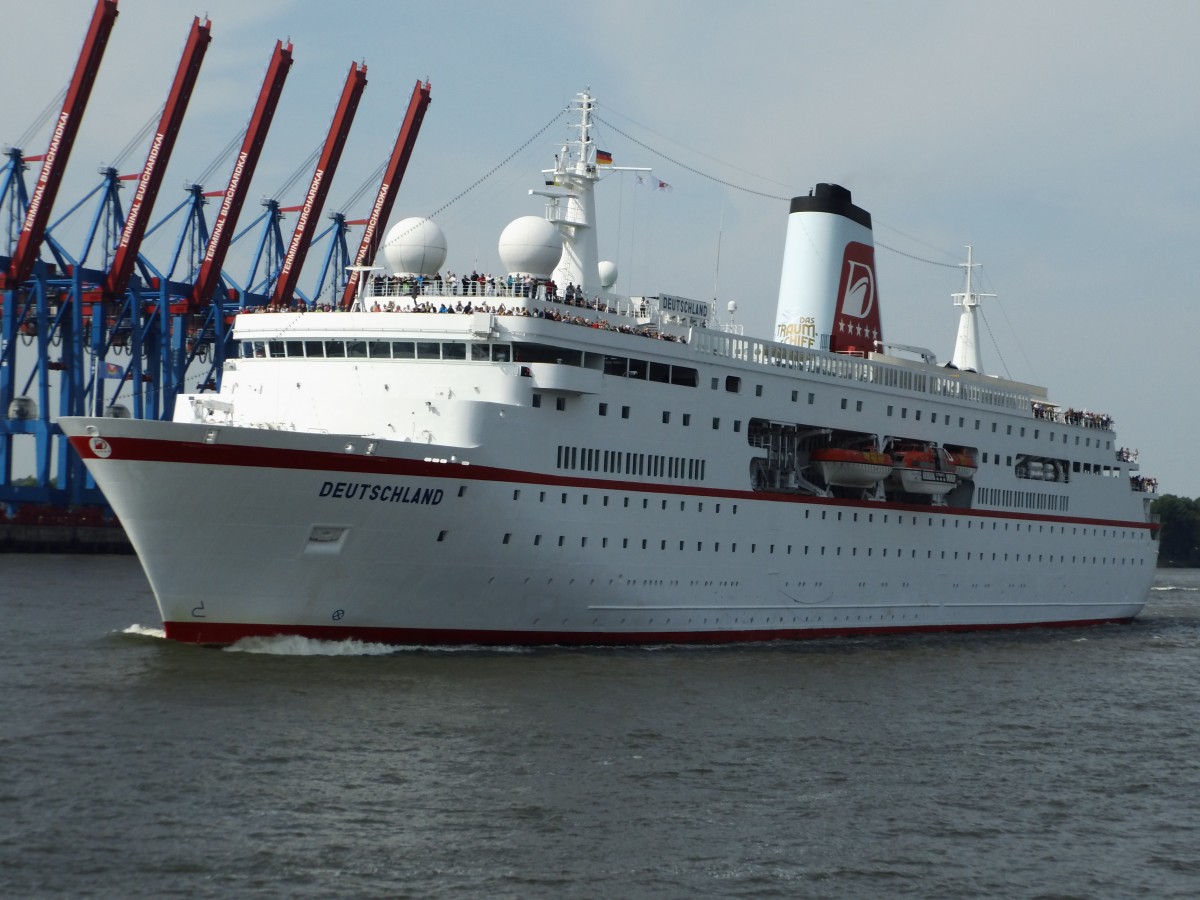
[189,39,293,309]
[103,15,211,299]
[340,79,431,309]
[271,61,367,307]
[3,0,119,289]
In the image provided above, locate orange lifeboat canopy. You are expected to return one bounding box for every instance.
[950,451,977,480]
[811,447,893,487]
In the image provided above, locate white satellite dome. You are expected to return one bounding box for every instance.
[498,216,562,278]
[598,260,618,289]
[382,217,447,275]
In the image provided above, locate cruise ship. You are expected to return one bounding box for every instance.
[60,90,1159,646]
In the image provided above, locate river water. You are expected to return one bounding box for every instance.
[2,555,1198,898]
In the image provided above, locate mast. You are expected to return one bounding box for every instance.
[950,245,996,373]
[528,89,649,298]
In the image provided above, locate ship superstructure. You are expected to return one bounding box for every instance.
[60,90,1158,645]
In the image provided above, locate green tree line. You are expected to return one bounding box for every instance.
[1151,495,1200,567]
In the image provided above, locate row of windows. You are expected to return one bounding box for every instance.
[496,487,1145,541]
[884,405,1111,451]
[492,530,1146,566]
[510,343,699,387]
[555,446,707,481]
[516,488,735,513]
[244,338,512,362]
[687,331,1032,411]
[536,393,747,439]
[976,486,1070,512]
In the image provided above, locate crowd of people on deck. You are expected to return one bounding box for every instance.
[1130,475,1158,493]
[365,271,611,307]
[241,268,692,342]
[1032,402,1113,430]
[362,297,685,342]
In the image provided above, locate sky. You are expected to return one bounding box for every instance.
[3,0,1198,496]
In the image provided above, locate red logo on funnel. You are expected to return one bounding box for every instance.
[831,241,883,352]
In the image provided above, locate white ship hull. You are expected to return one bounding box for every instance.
[61,411,1155,646]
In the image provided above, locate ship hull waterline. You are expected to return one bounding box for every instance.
[62,417,1153,647]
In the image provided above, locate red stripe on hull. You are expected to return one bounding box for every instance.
[165,617,1137,648]
[67,433,1158,533]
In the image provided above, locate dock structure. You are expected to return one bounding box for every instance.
[0,0,430,521]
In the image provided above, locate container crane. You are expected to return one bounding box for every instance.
[102,15,211,300]
[340,79,431,308]
[2,0,119,290]
[270,61,367,308]
[189,39,293,310]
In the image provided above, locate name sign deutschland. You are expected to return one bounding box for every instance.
[319,481,443,504]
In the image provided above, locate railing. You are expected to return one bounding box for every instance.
[362,277,656,320]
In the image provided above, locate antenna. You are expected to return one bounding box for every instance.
[950,245,996,373]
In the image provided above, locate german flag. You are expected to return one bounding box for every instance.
[596,149,613,165]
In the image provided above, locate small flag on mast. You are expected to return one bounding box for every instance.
[596,149,613,165]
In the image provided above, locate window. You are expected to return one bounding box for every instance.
[599,402,608,416]
[662,411,670,424]
[621,406,630,419]
[725,376,741,393]
[532,394,542,408]
[556,397,566,411]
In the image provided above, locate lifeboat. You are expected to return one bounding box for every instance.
[811,447,893,487]
[949,451,977,480]
[888,446,958,495]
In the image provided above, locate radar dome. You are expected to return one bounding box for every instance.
[498,216,562,278]
[598,260,618,289]
[382,217,447,275]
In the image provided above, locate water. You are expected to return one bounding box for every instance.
[2,556,1198,898]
